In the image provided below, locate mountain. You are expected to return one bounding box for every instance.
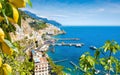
[24,10,62,27]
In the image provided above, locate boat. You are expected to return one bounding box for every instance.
[89,46,97,50]
[75,44,82,47]
[57,43,62,46]
[69,44,72,46]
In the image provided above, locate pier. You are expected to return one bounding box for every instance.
[54,59,68,63]
[51,42,84,47]
[55,38,80,41]
[70,61,85,72]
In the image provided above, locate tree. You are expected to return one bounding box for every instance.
[79,40,120,75]
[79,52,95,75]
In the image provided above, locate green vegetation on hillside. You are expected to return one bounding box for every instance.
[20,10,48,30]
[29,21,48,30]
[19,10,34,20]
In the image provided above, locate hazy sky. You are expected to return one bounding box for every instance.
[24,0,120,26]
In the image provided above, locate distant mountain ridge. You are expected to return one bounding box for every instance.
[24,10,62,27]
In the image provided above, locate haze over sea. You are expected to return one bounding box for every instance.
[47,26,120,75]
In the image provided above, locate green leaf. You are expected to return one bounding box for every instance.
[17,10,21,27]
[116,62,120,73]
[24,0,32,7]
[115,44,119,49]
[21,72,26,75]
[94,50,100,59]
[51,70,54,72]
[2,9,9,25]
[4,39,18,52]
[80,54,86,60]
[4,30,12,42]
[8,72,12,75]
[66,68,72,72]
[110,67,114,72]
[112,47,116,54]
[5,3,13,18]
[87,56,95,66]
[84,72,93,75]
[104,65,109,70]
[100,58,106,66]
[104,47,108,52]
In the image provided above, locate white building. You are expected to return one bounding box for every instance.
[39,45,49,51]
[32,50,49,75]
[47,31,54,35]
[34,57,49,75]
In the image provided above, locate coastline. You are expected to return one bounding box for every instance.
[47,26,120,75]
[10,20,65,75]
[9,24,120,75]
[31,24,66,75]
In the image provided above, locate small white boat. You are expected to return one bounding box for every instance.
[69,44,72,46]
[76,44,82,47]
[89,46,97,50]
[58,43,62,46]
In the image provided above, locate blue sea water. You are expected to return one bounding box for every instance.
[47,26,120,75]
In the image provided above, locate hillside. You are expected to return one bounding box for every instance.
[10,10,62,42]
[24,10,62,27]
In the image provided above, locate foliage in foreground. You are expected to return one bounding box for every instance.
[0,0,33,75]
[79,40,120,75]
[47,57,66,75]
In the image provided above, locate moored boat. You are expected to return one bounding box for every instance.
[89,46,97,50]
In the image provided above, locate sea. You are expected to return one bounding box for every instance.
[47,26,120,75]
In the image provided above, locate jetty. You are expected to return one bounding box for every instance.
[51,42,84,47]
[55,38,80,41]
[70,61,85,72]
[54,59,68,63]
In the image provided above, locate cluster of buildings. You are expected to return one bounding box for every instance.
[45,24,61,35]
[24,24,63,75]
[30,25,62,75]
[8,13,64,75]
[31,49,49,75]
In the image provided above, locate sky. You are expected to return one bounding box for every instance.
[24,0,120,26]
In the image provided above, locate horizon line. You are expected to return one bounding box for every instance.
[62,25,120,26]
